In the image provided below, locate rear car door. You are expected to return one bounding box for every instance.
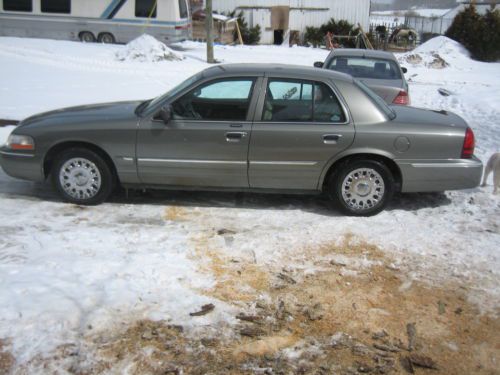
[136,77,260,188]
[248,77,355,190]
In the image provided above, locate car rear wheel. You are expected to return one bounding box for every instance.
[52,148,113,205]
[98,32,115,44]
[330,160,394,216]
[79,31,95,43]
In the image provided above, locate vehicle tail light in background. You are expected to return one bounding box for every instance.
[462,127,475,159]
[392,90,410,105]
[175,23,191,30]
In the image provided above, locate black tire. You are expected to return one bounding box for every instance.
[51,148,114,205]
[79,31,96,43]
[329,159,394,216]
[97,32,115,44]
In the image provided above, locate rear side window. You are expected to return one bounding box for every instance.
[263,79,346,123]
[178,0,188,18]
[41,0,70,13]
[327,57,401,80]
[4,0,32,12]
[172,78,255,121]
[136,0,157,18]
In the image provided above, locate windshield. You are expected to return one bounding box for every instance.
[355,79,396,120]
[327,57,402,80]
[140,73,201,114]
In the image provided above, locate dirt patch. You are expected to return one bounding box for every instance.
[0,119,18,127]
[0,339,15,374]
[164,206,188,222]
[8,236,500,374]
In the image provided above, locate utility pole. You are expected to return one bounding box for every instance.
[206,0,215,63]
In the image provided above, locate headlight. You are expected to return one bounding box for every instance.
[6,134,35,151]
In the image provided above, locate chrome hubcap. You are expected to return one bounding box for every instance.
[59,158,101,200]
[341,168,385,211]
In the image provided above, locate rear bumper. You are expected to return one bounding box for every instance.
[397,156,483,192]
[0,147,44,182]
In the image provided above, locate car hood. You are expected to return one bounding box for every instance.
[391,105,468,129]
[18,100,142,129]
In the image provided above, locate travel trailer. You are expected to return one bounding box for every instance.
[0,0,191,44]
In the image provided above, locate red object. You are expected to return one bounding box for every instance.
[175,23,191,30]
[10,143,34,150]
[461,127,475,158]
[392,90,410,105]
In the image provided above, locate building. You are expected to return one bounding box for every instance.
[371,2,499,41]
[211,0,370,45]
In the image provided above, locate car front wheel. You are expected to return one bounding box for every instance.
[330,160,394,216]
[52,148,113,205]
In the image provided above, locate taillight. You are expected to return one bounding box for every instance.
[175,23,191,30]
[392,90,410,105]
[462,127,475,158]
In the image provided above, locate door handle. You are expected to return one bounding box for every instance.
[323,134,342,144]
[225,132,247,142]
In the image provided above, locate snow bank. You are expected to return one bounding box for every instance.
[0,125,15,145]
[400,36,470,69]
[116,34,184,62]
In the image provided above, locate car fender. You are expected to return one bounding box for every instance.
[317,147,398,189]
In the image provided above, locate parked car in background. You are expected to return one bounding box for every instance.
[314,49,410,105]
[0,64,481,216]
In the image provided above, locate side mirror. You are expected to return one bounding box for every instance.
[401,67,408,73]
[157,105,172,124]
[314,61,324,68]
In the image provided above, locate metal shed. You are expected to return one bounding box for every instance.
[211,0,370,45]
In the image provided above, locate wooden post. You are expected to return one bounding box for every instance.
[235,20,244,45]
[206,0,215,63]
[358,23,374,50]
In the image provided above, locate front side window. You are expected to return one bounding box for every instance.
[41,0,70,13]
[136,0,157,18]
[263,79,345,123]
[4,0,32,12]
[327,57,402,80]
[178,0,188,18]
[172,79,255,121]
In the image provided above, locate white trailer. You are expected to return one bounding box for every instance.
[0,0,191,44]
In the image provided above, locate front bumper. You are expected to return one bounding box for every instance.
[397,156,483,192]
[0,146,44,182]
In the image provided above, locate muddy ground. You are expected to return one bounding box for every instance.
[2,206,499,374]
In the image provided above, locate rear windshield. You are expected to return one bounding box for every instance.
[327,57,401,80]
[355,80,396,120]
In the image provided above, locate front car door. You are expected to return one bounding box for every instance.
[248,76,355,190]
[136,76,261,188]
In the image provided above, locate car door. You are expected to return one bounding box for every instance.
[136,77,260,188]
[248,77,355,190]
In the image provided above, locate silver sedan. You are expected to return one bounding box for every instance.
[315,49,410,105]
[0,64,482,215]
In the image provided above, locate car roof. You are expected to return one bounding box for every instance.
[328,48,397,61]
[202,63,354,83]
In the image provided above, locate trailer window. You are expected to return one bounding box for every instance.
[4,0,32,12]
[178,0,188,18]
[136,0,157,18]
[41,0,70,14]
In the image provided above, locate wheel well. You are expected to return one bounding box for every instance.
[322,154,402,192]
[43,141,119,183]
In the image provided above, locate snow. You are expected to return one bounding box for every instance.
[0,35,499,367]
[0,126,15,146]
[116,34,184,63]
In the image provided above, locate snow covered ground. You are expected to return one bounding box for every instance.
[0,36,499,370]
